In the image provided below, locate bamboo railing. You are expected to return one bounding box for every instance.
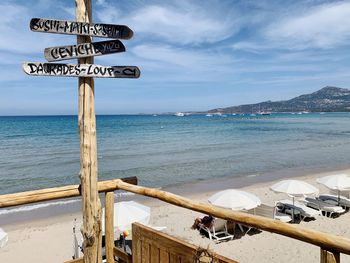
[0,177,349,263]
[0,177,137,208]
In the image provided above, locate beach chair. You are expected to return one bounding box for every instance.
[276,199,321,221]
[199,218,234,243]
[302,197,346,217]
[250,204,292,223]
[318,194,350,210]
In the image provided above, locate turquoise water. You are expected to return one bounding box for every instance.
[1,113,350,195]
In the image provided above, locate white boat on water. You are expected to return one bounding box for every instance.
[206,114,213,117]
[175,112,185,117]
[258,111,271,115]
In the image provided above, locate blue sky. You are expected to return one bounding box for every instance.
[1,0,350,115]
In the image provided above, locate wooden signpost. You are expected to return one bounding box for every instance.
[30,18,133,39]
[23,1,140,262]
[44,40,125,61]
[23,62,140,78]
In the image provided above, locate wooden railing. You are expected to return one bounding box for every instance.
[1,177,349,263]
[0,177,137,208]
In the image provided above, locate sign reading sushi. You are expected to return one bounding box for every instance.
[30,18,133,39]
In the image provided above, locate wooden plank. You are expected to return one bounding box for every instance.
[132,224,236,263]
[132,227,142,263]
[0,177,137,208]
[320,249,340,263]
[45,40,125,62]
[159,249,170,263]
[150,246,160,263]
[30,18,133,39]
[105,192,114,263]
[22,62,140,78]
[141,241,150,263]
[169,253,178,263]
[116,181,350,256]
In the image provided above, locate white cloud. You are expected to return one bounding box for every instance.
[97,3,240,45]
[266,2,350,49]
[131,5,237,45]
[132,44,232,71]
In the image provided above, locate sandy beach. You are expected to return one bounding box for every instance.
[1,168,350,263]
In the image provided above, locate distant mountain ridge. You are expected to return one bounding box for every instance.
[208,86,350,113]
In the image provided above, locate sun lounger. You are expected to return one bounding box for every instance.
[302,197,346,217]
[199,218,234,243]
[276,199,321,221]
[251,204,292,223]
[318,194,350,210]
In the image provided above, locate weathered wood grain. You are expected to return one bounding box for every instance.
[105,192,114,263]
[30,18,133,39]
[44,40,125,62]
[320,249,340,263]
[75,2,102,262]
[132,223,237,263]
[22,62,140,78]
[0,177,137,208]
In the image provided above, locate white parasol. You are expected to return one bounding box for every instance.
[102,201,150,233]
[208,189,261,211]
[270,180,319,221]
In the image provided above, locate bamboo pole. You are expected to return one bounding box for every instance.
[105,192,114,263]
[76,1,101,262]
[114,180,350,255]
[320,249,340,263]
[0,177,137,208]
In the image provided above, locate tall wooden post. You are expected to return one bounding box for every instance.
[76,1,102,263]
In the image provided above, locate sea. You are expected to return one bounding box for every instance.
[1,113,350,219]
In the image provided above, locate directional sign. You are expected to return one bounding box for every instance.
[44,40,126,62]
[22,62,140,78]
[30,18,133,39]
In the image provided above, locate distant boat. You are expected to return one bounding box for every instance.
[297,112,303,115]
[302,111,309,114]
[206,114,213,117]
[232,113,237,116]
[174,112,185,117]
[258,111,271,116]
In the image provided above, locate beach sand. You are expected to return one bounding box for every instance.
[1,168,350,263]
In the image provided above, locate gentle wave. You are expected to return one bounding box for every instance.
[0,199,80,215]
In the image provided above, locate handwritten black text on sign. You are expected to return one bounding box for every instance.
[30,18,133,39]
[22,62,140,78]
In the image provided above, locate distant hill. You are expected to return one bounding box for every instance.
[207,86,350,113]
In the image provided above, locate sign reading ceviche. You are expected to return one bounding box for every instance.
[44,40,126,62]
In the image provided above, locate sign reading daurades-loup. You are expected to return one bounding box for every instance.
[22,62,140,78]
